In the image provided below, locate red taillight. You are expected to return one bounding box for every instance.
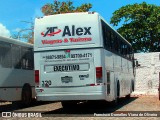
[35,70,39,85]
[96,67,102,78]
[96,67,103,83]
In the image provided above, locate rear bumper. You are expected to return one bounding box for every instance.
[36,85,106,101]
[36,91,105,101]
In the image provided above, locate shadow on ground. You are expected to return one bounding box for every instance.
[0,101,53,112]
[0,97,138,117]
[42,97,138,117]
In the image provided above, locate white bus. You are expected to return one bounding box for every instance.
[34,12,135,108]
[0,36,35,106]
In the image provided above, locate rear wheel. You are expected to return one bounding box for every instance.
[132,80,134,92]
[111,99,118,106]
[21,84,32,107]
[61,101,77,109]
[117,81,120,98]
[112,81,120,106]
[125,81,133,99]
[12,84,32,108]
[125,94,131,99]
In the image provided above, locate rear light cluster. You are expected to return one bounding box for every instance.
[96,67,103,83]
[35,70,39,85]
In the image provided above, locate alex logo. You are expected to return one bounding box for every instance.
[41,25,91,37]
[41,27,61,37]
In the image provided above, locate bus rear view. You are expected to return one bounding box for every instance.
[34,12,135,108]
[34,12,105,104]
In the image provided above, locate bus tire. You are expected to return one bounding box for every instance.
[125,94,131,99]
[21,84,32,107]
[117,81,120,98]
[61,101,77,109]
[112,98,118,106]
[132,80,134,92]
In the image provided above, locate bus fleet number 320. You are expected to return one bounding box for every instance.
[42,80,52,87]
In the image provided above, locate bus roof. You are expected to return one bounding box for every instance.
[34,12,131,51]
[0,36,33,48]
[38,12,131,46]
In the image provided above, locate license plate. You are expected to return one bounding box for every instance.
[61,76,73,83]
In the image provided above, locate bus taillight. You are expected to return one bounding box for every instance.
[96,67,102,83]
[35,70,39,85]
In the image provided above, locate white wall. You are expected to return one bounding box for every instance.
[133,52,160,95]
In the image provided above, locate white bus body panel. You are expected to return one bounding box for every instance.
[34,12,103,51]
[0,68,34,101]
[35,49,106,101]
[0,36,35,102]
[34,12,134,102]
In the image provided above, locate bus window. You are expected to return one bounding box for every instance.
[12,45,21,69]
[107,72,110,94]
[0,42,12,68]
[26,48,34,70]
[124,44,128,58]
[110,31,114,51]
[21,48,28,69]
[21,47,33,70]
[101,20,112,51]
[101,20,107,49]
[117,37,121,54]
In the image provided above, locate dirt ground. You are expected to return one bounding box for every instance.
[0,95,160,120]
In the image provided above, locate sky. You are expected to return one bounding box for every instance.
[0,0,160,40]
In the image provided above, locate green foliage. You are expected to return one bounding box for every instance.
[11,1,91,44]
[41,0,92,15]
[110,2,160,52]
[11,21,34,44]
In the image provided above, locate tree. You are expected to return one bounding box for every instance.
[12,1,92,44]
[22,31,34,44]
[110,2,160,52]
[41,0,92,15]
[11,21,34,44]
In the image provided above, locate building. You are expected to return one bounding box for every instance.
[133,52,160,95]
